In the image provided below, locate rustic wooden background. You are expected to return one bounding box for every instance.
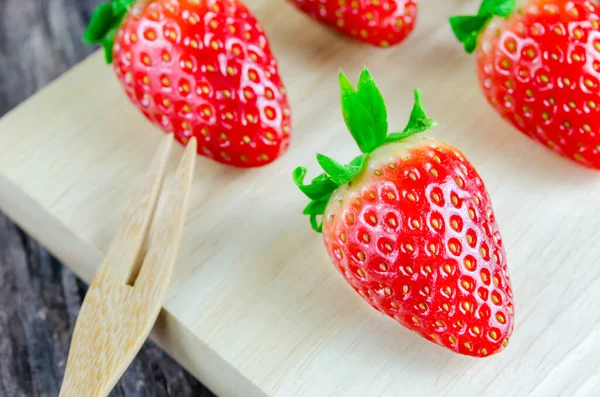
[0,1,214,396]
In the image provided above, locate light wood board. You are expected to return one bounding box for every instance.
[2,1,600,396]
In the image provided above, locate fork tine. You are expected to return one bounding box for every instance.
[59,136,195,397]
[93,134,174,286]
[134,137,196,295]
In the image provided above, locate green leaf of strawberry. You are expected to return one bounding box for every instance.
[292,168,337,201]
[294,68,437,232]
[478,0,517,16]
[339,69,388,154]
[385,89,438,143]
[83,4,115,43]
[449,15,490,54]
[316,153,366,185]
[112,0,136,14]
[82,0,135,63]
[302,198,329,233]
[449,0,516,54]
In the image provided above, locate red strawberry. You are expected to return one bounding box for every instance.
[450,0,600,169]
[84,0,291,167]
[288,0,417,48]
[293,69,514,357]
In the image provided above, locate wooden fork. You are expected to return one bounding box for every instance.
[59,134,197,397]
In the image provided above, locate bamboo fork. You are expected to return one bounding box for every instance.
[59,134,197,397]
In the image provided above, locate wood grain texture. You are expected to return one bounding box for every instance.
[2,0,600,397]
[0,1,213,396]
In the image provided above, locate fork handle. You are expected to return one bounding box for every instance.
[59,378,107,397]
[58,289,122,397]
[58,286,150,397]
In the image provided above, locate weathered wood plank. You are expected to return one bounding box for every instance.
[0,0,214,395]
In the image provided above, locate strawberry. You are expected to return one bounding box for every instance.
[288,0,417,48]
[450,0,600,169]
[293,69,514,357]
[84,0,291,168]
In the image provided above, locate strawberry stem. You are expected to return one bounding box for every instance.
[83,0,136,63]
[293,69,437,232]
[449,0,516,53]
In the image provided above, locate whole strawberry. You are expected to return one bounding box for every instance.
[288,0,417,48]
[294,69,514,357]
[84,0,291,167]
[450,0,600,169]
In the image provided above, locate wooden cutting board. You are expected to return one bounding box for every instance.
[2,1,600,396]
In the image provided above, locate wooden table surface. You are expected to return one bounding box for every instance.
[0,1,214,395]
[5,0,600,396]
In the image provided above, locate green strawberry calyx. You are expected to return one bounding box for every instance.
[82,0,136,63]
[449,0,517,54]
[293,68,437,233]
